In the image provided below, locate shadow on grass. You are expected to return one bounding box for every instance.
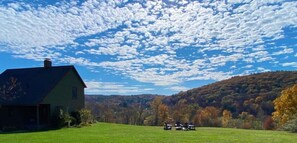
[0,127,62,134]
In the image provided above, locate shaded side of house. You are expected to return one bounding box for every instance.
[0,59,86,130]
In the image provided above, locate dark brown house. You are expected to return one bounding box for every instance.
[0,59,86,130]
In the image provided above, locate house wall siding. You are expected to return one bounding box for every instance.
[41,69,85,116]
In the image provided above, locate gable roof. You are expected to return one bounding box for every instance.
[0,66,86,105]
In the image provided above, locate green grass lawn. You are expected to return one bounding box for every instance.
[0,122,296,143]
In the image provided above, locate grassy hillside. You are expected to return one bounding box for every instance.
[0,123,297,143]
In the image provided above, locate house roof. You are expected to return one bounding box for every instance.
[0,66,86,105]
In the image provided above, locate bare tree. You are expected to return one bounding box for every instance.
[0,77,25,101]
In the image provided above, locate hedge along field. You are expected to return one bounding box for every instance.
[0,123,296,143]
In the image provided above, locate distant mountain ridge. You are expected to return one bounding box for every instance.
[85,94,162,105]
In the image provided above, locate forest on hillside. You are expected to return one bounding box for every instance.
[85,94,158,125]
[86,71,297,129]
[168,71,297,116]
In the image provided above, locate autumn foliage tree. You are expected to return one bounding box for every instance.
[272,84,297,126]
[150,96,162,125]
[222,110,232,128]
[239,112,255,129]
[158,104,170,124]
[171,99,192,123]
[263,116,275,130]
[149,96,170,126]
[194,106,220,127]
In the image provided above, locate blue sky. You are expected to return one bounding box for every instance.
[0,0,296,95]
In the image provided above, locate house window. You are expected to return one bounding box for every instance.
[72,87,78,99]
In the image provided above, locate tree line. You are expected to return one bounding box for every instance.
[85,71,297,131]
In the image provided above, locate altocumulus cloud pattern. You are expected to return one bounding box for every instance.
[0,0,296,95]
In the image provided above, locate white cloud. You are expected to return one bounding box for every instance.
[244,65,253,68]
[0,0,134,56]
[227,0,251,5]
[272,47,294,55]
[282,62,297,67]
[59,56,100,67]
[257,67,271,72]
[245,51,274,63]
[169,86,189,92]
[85,45,138,60]
[209,54,243,66]
[85,81,153,94]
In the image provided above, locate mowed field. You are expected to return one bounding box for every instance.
[0,123,296,143]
